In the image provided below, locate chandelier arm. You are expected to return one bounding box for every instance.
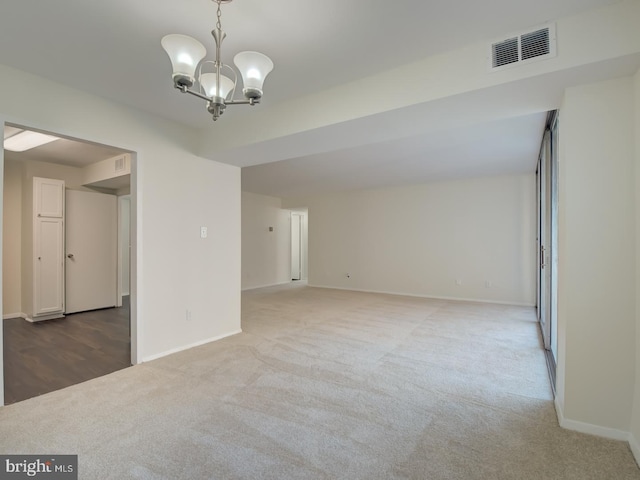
[226,98,259,106]
[182,88,213,102]
[224,63,238,101]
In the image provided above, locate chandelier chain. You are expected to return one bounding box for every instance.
[216,0,222,31]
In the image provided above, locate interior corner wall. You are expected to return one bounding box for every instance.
[21,158,89,190]
[0,63,241,374]
[241,191,291,290]
[120,196,131,296]
[288,174,535,305]
[2,158,22,317]
[631,68,640,457]
[557,75,636,436]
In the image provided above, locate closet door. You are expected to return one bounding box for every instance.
[34,217,65,315]
[32,177,65,319]
[34,177,64,218]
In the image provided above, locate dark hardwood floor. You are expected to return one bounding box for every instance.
[3,297,131,405]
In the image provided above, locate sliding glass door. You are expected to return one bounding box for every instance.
[537,111,558,387]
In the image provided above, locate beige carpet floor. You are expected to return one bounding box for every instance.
[1,284,639,479]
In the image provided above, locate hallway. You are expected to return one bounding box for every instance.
[2,298,130,404]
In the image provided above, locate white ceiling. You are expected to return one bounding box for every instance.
[243,113,547,198]
[0,0,624,196]
[3,124,129,170]
[2,124,131,191]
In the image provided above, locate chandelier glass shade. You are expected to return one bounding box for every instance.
[161,0,274,121]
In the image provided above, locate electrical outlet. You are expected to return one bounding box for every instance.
[186,309,192,321]
[484,281,492,288]
[455,279,462,286]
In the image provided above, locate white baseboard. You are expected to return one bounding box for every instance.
[242,280,292,292]
[25,313,65,323]
[141,329,242,363]
[630,432,640,467]
[308,284,535,308]
[2,312,26,320]
[554,397,631,441]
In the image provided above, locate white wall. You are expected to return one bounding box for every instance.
[0,63,241,383]
[82,154,130,186]
[19,157,89,190]
[2,158,22,317]
[284,174,535,305]
[241,191,291,290]
[556,76,636,437]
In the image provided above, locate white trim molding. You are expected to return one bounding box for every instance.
[555,397,629,441]
[309,284,536,308]
[141,329,242,363]
[630,432,640,467]
[242,280,292,292]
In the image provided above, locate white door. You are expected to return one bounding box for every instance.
[291,214,301,280]
[34,177,64,218]
[65,190,118,314]
[34,217,65,315]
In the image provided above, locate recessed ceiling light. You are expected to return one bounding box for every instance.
[4,130,61,152]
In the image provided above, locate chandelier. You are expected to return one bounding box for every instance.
[161,0,274,121]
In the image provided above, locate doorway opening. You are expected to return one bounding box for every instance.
[290,209,308,282]
[1,123,137,405]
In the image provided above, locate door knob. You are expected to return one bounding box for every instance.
[67,253,74,259]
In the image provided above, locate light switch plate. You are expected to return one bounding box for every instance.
[200,226,208,238]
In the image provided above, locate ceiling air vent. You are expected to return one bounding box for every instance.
[521,28,551,60]
[114,155,125,172]
[492,37,519,68]
[489,23,556,71]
